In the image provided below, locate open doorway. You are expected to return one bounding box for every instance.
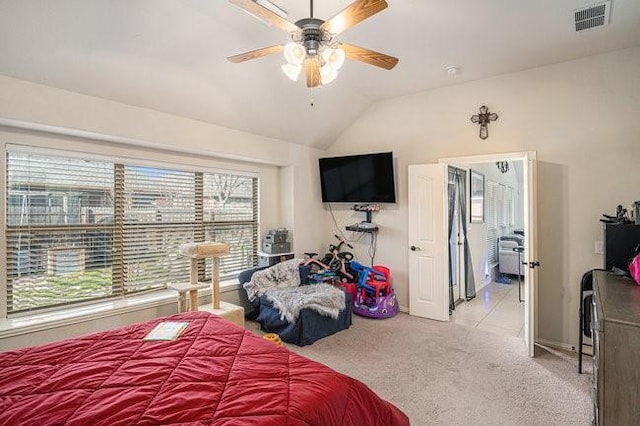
[448,160,525,338]
[408,151,537,356]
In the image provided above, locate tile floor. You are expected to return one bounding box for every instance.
[451,279,525,338]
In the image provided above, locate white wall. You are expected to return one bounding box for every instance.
[0,74,328,251]
[325,46,640,348]
[0,75,327,348]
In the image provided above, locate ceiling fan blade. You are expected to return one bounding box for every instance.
[342,43,398,70]
[227,45,284,63]
[229,0,299,33]
[321,0,388,36]
[305,59,321,88]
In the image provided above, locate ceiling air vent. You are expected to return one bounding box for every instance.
[573,1,611,32]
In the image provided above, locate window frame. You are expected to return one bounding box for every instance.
[5,146,259,315]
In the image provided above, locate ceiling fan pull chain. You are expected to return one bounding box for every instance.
[310,0,313,18]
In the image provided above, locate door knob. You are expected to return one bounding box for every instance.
[410,245,421,251]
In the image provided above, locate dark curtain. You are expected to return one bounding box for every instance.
[447,169,456,313]
[448,168,477,312]
[456,171,476,300]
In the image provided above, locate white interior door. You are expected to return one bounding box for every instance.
[439,151,538,357]
[408,164,449,321]
[523,153,538,357]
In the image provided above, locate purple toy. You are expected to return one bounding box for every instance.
[353,288,399,319]
[349,261,399,319]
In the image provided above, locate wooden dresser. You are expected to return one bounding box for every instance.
[592,271,640,425]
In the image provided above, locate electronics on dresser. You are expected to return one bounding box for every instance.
[318,152,396,203]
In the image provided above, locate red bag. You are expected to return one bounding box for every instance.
[630,253,640,285]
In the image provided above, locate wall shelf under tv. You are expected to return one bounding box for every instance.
[345,223,378,233]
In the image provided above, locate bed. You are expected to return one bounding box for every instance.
[0,311,408,425]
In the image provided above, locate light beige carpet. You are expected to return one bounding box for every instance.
[246,313,592,426]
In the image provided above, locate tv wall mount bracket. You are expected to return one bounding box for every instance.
[352,204,380,223]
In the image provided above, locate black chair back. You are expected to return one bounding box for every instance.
[578,268,606,373]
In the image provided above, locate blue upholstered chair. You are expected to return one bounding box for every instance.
[237,265,352,346]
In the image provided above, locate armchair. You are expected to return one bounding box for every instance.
[238,265,352,346]
[498,236,525,276]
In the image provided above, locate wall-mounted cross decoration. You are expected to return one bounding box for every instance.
[470,105,499,140]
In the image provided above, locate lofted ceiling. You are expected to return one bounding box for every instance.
[0,0,639,149]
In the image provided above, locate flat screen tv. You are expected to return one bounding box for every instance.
[319,152,396,203]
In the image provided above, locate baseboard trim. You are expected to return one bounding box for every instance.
[535,338,576,353]
[399,305,409,314]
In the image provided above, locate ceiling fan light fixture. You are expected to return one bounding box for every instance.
[284,42,306,65]
[281,63,302,81]
[228,0,399,88]
[320,63,338,85]
[322,46,345,71]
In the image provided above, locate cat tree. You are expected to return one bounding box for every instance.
[168,242,244,326]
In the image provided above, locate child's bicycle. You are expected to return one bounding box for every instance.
[321,235,355,279]
[304,235,356,282]
[302,253,339,283]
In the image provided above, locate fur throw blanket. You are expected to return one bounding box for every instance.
[243,258,303,302]
[265,284,345,323]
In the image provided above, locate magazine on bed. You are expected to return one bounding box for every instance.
[143,321,189,341]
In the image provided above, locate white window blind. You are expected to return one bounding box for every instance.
[203,173,258,279]
[496,184,505,227]
[121,165,198,292]
[5,149,259,314]
[506,186,515,226]
[6,151,115,312]
[486,181,498,265]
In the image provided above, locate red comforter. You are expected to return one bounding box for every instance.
[0,312,409,425]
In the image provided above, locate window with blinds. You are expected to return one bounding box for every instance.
[486,182,517,267]
[6,151,115,312]
[203,173,258,279]
[5,149,259,314]
[121,165,198,293]
[486,181,498,265]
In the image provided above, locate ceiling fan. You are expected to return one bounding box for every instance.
[227,0,399,88]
